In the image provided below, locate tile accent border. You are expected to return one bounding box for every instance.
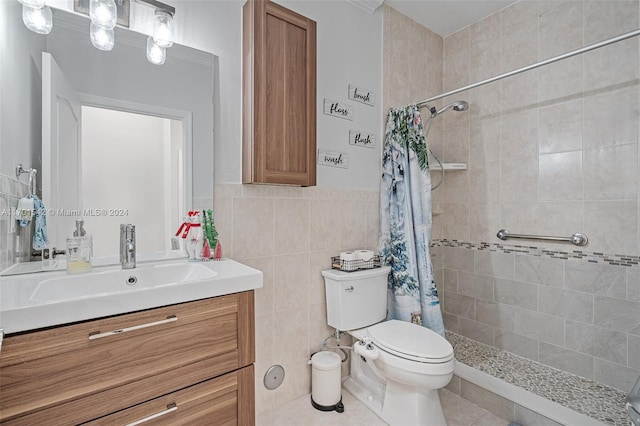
[432,238,640,268]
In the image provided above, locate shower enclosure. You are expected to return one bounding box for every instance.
[384,1,640,425]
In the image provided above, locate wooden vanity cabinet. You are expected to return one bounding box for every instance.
[0,291,255,425]
[242,0,317,186]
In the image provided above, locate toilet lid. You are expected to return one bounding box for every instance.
[367,320,454,361]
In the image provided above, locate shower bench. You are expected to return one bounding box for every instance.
[446,332,629,426]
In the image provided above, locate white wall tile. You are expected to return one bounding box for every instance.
[538,151,583,201]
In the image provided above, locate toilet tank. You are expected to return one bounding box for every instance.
[321,266,391,331]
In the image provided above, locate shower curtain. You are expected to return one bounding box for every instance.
[379,105,445,336]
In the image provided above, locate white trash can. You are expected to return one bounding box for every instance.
[309,351,344,413]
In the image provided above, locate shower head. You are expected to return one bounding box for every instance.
[433,100,469,117]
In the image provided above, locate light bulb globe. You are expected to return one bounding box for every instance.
[22,4,52,35]
[90,0,117,30]
[152,10,174,48]
[17,0,46,8]
[90,22,115,51]
[146,36,166,65]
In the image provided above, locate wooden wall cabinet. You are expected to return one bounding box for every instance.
[0,291,255,425]
[243,0,317,186]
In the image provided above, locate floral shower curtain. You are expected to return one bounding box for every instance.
[379,105,445,336]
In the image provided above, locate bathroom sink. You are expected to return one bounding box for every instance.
[0,258,263,334]
[29,263,218,303]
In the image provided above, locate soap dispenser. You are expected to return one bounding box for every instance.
[66,219,92,274]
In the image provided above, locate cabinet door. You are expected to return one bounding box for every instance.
[243,0,317,186]
[83,366,254,426]
[0,292,255,425]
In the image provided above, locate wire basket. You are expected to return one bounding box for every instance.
[331,255,382,272]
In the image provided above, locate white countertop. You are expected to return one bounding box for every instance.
[0,258,263,334]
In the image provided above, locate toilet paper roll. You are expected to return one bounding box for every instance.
[356,250,374,261]
[340,251,357,261]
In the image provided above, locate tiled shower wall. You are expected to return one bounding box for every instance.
[432,242,640,393]
[432,0,640,256]
[0,174,30,271]
[213,184,379,415]
[385,0,640,394]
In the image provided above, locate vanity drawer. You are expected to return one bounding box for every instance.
[0,292,255,424]
[85,365,254,426]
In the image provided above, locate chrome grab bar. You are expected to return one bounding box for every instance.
[496,229,588,246]
[125,403,178,426]
[88,315,177,340]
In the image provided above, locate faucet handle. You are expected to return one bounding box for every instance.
[121,224,135,234]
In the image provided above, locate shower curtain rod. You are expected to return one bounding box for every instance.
[415,27,640,107]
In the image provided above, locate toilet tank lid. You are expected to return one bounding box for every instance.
[321,266,391,281]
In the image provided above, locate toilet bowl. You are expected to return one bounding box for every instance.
[347,320,454,426]
[321,267,454,426]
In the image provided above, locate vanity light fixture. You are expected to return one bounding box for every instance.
[17,0,176,65]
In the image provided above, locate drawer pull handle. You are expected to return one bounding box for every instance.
[125,403,177,426]
[88,315,177,340]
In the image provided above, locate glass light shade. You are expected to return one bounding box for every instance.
[146,36,166,65]
[89,0,116,30]
[152,10,174,48]
[17,0,45,7]
[90,22,114,51]
[22,4,52,35]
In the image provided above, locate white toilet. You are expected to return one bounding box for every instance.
[322,266,454,426]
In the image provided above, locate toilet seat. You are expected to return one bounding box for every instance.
[367,320,454,363]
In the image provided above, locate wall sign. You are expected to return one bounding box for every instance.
[323,99,354,120]
[318,149,349,169]
[349,130,376,148]
[348,84,375,106]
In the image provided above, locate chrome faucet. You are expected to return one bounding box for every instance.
[120,224,136,269]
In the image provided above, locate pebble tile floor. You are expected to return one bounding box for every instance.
[257,388,509,426]
[448,332,629,426]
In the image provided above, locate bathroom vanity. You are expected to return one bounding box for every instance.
[0,259,262,425]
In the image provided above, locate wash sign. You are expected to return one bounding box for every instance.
[318,149,349,168]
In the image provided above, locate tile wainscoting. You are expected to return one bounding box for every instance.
[213,183,380,414]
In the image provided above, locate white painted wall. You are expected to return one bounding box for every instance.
[171,0,384,189]
[277,0,384,189]
[51,0,384,189]
[8,0,384,191]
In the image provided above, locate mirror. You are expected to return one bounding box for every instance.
[1,2,215,274]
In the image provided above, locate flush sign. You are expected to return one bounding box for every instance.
[349,130,376,148]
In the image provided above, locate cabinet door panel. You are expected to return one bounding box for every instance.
[83,369,242,426]
[264,12,287,173]
[284,22,308,174]
[0,293,255,423]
